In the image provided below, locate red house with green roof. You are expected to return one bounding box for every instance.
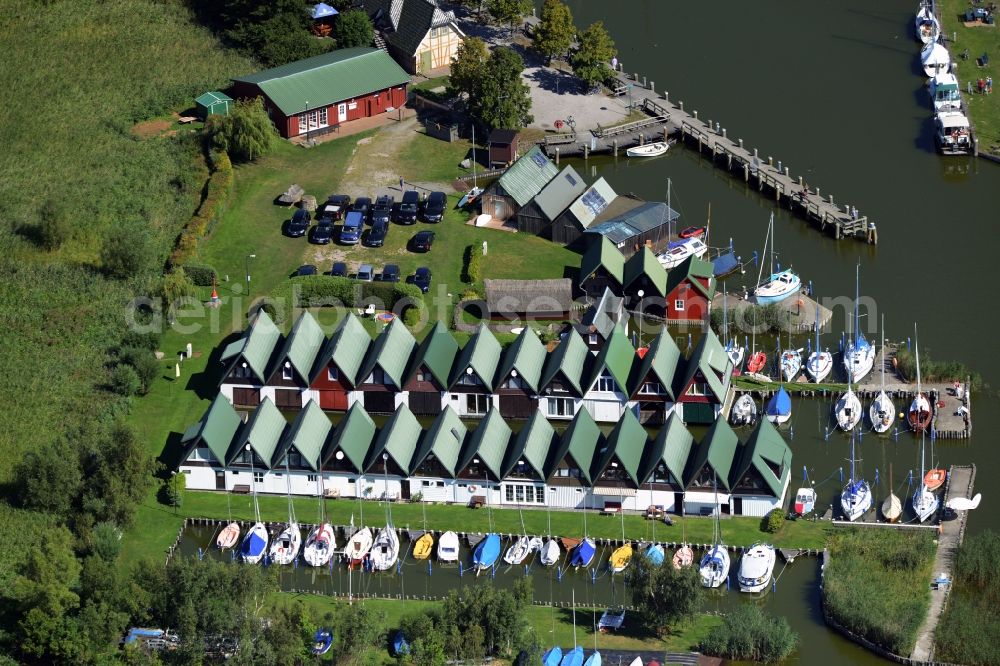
[664,255,716,324]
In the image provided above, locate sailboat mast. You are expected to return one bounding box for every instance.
[880,315,886,392]
[471,124,477,189]
[915,325,925,479]
[754,216,771,289]
[667,178,672,238]
[769,212,775,276]
[854,264,860,348]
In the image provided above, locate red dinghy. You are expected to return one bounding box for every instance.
[679,226,705,238]
[924,469,947,491]
[746,351,768,375]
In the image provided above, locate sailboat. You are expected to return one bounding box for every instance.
[907,325,933,432]
[570,538,596,568]
[780,348,802,383]
[540,538,561,566]
[835,376,862,431]
[766,385,792,425]
[473,534,501,571]
[722,292,745,370]
[413,532,434,560]
[344,526,373,566]
[457,124,482,208]
[806,303,832,383]
[270,460,302,566]
[698,475,730,588]
[840,431,873,521]
[504,535,539,565]
[737,543,776,593]
[915,2,940,45]
[303,476,335,567]
[643,478,665,566]
[752,213,801,305]
[240,445,269,564]
[870,315,895,434]
[542,647,563,666]
[844,264,876,383]
[608,507,632,573]
[912,326,941,523]
[370,525,400,570]
[437,530,459,562]
[560,647,584,666]
[730,393,758,427]
[216,482,240,549]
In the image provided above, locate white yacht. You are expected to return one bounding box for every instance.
[935,110,972,155]
[657,238,708,269]
[921,42,950,78]
[738,543,776,593]
[930,72,962,112]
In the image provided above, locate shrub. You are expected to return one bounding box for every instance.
[700,605,798,663]
[895,346,983,390]
[158,473,185,509]
[117,346,161,395]
[270,276,425,315]
[762,508,785,533]
[120,330,160,352]
[38,200,72,250]
[101,219,153,280]
[109,364,141,396]
[185,264,218,287]
[463,244,483,283]
[169,150,235,266]
[409,492,424,504]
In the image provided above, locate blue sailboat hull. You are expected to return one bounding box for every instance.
[542,646,563,666]
[583,651,602,666]
[560,646,584,666]
[643,544,665,566]
[473,534,501,569]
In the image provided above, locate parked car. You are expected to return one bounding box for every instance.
[397,190,419,224]
[372,195,394,225]
[311,218,334,244]
[380,264,400,283]
[357,264,375,282]
[351,197,372,222]
[365,219,389,247]
[321,194,351,221]
[330,262,347,277]
[410,230,435,252]
[339,211,364,245]
[286,208,311,237]
[295,264,318,276]
[410,267,432,293]
[423,191,446,222]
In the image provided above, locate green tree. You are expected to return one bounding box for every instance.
[101,218,153,280]
[572,21,616,90]
[79,422,155,528]
[532,0,575,63]
[448,37,490,101]
[90,521,123,560]
[161,266,195,320]
[334,9,374,48]
[489,0,531,35]
[210,97,279,163]
[38,199,72,250]
[117,345,161,395]
[627,554,703,636]
[14,437,83,516]
[477,48,533,130]
[159,472,185,509]
[109,363,141,396]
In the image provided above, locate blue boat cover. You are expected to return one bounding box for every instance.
[311,2,338,19]
[644,544,664,566]
[242,530,266,557]
[766,387,791,416]
[560,646,584,666]
[542,646,563,666]
[569,539,595,567]
[583,651,602,666]
[473,534,501,567]
[124,628,163,644]
[846,479,867,496]
[312,629,333,655]
[392,630,410,656]
[712,251,739,276]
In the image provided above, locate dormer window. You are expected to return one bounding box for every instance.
[327,367,338,381]
[595,371,617,393]
[282,361,293,381]
[639,381,664,395]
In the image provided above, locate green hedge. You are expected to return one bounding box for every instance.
[463,244,482,284]
[184,263,218,287]
[169,149,234,266]
[266,276,426,325]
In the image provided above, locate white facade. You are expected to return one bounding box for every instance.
[447,392,499,418]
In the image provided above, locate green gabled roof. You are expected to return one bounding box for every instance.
[623,247,668,296]
[323,402,376,472]
[592,410,647,486]
[640,412,694,486]
[683,418,740,491]
[628,331,682,398]
[180,394,242,466]
[227,310,282,383]
[459,409,512,480]
[273,400,331,471]
[232,47,410,116]
[539,328,591,396]
[585,326,635,394]
[220,339,244,363]
[547,409,603,483]
[196,91,232,106]
[366,404,422,474]
[675,330,732,401]
[406,321,458,387]
[449,324,501,390]
[579,236,625,286]
[494,327,546,392]
[411,407,467,478]
[496,145,559,206]
[359,318,417,388]
[230,398,287,469]
[276,312,326,383]
[313,314,371,385]
[503,411,555,479]
[729,418,792,498]
[664,254,716,301]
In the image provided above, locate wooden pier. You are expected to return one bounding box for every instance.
[540,97,672,161]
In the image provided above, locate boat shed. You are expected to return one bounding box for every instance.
[516,165,587,236]
[195,91,232,119]
[457,409,511,482]
[480,146,559,221]
[547,177,619,249]
[585,201,678,258]
[664,255,716,324]
[579,236,626,298]
[484,278,574,320]
[488,128,520,166]
[219,310,282,408]
[623,246,668,299]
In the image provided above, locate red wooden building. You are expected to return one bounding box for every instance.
[663,255,716,324]
[309,314,370,411]
[229,47,410,139]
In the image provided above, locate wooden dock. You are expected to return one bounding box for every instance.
[539,97,673,161]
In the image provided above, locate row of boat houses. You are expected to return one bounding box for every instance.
[178,395,791,518]
[219,308,733,426]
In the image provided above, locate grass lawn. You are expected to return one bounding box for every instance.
[938,0,1000,152]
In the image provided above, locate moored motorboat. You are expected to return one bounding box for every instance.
[216,522,240,550]
[794,487,817,515]
[835,388,862,431]
[344,526,373,566]
[921,41,951,78]
[766,386,792,425]
[930,72,962,111]
[737,543,776,593]
[626,141,669,158]
[754,268,801,304]
[656,238,708,269]
[370,525,399,571]
[437,530,459,562]
[303,522,335,567]
[412,532,434,560]
[915,4,940,44]
[540,538,560,566]
[935,110,972,155]
[609,543,633,573]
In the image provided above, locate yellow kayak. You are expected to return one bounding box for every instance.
[609,543,633,573]
[413,532,434,560]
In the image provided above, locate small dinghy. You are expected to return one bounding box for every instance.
[924,468,947,491]
[560,646,584,666]
[835,388,862,431]
[437,530,459,562]
[240,522,269,564]
[216,522,240,550]
[946,493,982,512]
[412,532,434,560]
[344,527,373,566]
[270,523,302,565]
[883,492,902,523]
[457,186,482,209]
[540,538,561,566]
[570,538,596,568]
[303,523,335,567]
[504,536,533,565]
[370,526,400,571]
[312,629,333,655]
[542,647,563,666]
[680,226,706,238]
[737,543,776,593]
[746,350,768,376]
[672,545,694,569]
[766,386,792,425]
[583,650,602,666]
[609,543,633,573]
[643,543,665,566]
[598,608,626,632]
[730,394,758,427]
[794,487,817,515]
[473,533,501,571]
[626,141,668,157]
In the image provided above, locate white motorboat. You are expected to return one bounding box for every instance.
[345,527,373,565]
[840,433,873,521]
[370,525,400,571]
[793,487,816,515]
[503,536,533,565]
[835,388,862,431]
[737,543,776,593]
[930,72,962,112]
[754,269,800,304]
[270,523,302,565]
[780,349,802,383]
[437,530,460,562]
[935,110,972,155]
[921,41,951,78]
[870,316,895,434]
[540,539,560,566]
[626,141,669,158]
[844,265,876,383]
[657,237,708,269]
[730,393,758,427]
[303,523,335,567]
[915,4,940,44]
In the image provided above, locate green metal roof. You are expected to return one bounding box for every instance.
[592,410,647,486]
[729,418,792,498]
[232,47,410,116]
[406,321,458,387]
[628,331,682,399]
[458,408,511,480]
[449,324,501,390]
[539,328,591,396]
[313,314,371,385]
[683,418,740,491]
[226,310,282,383]
[623,247,668,296]
[274,400,331,471]
[496,145,559,206]
[324,402,376,472]
[676,330,732,402]
[548,409,603,483]
[180,394,242,466]
[664,254,716,301]
[366,404,422,474]
[640,411,694,486]
[579,235,625,286]
[503,411,555,479]
[276,312,326,383]
[359,318,417,388]
[411,406,467,477]
[494,327,547,392]
[585,325,635,394]
[196,91,232,106]
[533,165,586,221]
[231,397,287,469]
